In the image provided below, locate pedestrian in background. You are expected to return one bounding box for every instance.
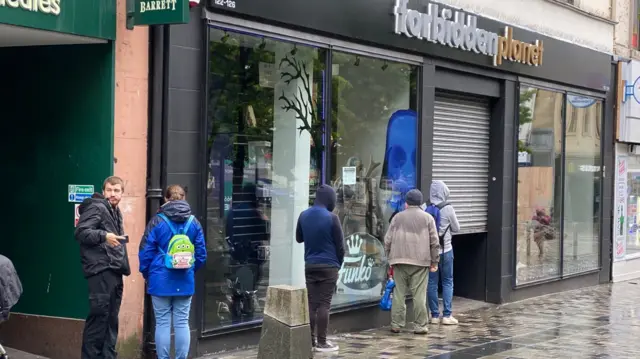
[384,189,440,334]
[296,185,345,352]
[427,180,460,325]
[75,176,130,359]
[139,185,207,359]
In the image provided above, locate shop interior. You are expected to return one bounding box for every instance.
[0,28,114,354]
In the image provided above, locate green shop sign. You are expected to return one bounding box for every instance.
[0,0,116,40]
[126,0,189,29]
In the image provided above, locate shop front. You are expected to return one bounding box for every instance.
[147,0,614,356]
[612,60,640,281]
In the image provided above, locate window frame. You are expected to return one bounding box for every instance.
[514,82,606,288]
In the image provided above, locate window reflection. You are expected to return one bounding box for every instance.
[563,95,601,274]
[204,28,326,330]
[516,87,563,284]
[329,51,419,306]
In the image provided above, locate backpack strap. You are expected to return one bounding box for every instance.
[183,215,195,235]
[436,202,450,210]
[158,213,178,236]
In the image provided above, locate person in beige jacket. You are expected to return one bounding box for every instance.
[384,189,440,334]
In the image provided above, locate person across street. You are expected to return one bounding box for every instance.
[296,185,345,352]
[384,189,440,334]
[75,176,131,359]
[139,185,207,359]
[427,180,461,325]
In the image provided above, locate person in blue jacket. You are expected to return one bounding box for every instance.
[139,185,207,359]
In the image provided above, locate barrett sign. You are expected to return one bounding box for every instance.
[126,0,189,29]
[393,0,544,67]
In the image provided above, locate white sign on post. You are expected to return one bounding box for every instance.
[342,166,357,185]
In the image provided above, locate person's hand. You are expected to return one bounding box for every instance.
[106,233,122,247]
[430,264,438,272]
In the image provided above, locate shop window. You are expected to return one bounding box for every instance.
[516,86,563,284]
[516,89,604,284]
[203,28,327,330]
[563,96,602,275]
[329,51,419,307]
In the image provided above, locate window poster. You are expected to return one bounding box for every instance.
[615,156,628,261]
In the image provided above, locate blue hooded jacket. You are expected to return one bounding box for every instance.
[138,200,207,297]
[296,185,345,268]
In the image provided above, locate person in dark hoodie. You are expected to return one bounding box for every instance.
[75,176,131,359]
[139,185,207,359]
[296,185,345,353]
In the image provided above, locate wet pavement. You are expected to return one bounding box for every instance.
[204,280,640,358]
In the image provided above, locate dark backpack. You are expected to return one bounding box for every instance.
[425,202,451,247]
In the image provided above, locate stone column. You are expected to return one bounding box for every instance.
[268,45,313,287]
[258,285,312,359]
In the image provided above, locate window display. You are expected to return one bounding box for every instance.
[329,51,419,306]
[516,87,563,284]
[204,28,326,330]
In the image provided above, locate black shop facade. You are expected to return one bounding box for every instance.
[143,0,615,356]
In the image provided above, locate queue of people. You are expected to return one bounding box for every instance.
[73,176,456,358]
[296,180,460,352]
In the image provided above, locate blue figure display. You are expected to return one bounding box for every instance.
[380,109,417,221]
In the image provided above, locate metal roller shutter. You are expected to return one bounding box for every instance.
[433,95,490,233]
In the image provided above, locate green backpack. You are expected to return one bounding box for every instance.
[158,213,196,269]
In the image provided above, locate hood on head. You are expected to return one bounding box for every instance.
[160,200,192,222]
[429,180,450,205]
[314,185,337,212]
[78,193,109,215]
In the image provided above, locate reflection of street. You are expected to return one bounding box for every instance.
[517,219,600,284]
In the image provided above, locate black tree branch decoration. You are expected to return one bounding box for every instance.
[278,55,324,164]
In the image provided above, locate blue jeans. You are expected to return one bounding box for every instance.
[152,296,192,359]
[428,250,454,318]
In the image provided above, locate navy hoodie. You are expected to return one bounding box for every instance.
[296,185,345,268]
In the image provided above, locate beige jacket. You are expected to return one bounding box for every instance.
[384,207,440,267]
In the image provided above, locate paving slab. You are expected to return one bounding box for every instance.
[200,281,640,359]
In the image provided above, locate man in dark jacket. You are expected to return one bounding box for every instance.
[75,176,131,359]
[296,185,345,353]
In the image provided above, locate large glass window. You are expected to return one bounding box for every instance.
[329,51,419,306]
[516,88,603,284]
[204,28,326,330]
[516,87,563,284]
[563,96,602,275]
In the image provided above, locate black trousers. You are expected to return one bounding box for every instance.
[305,266,338,344]
[81,270,123,359]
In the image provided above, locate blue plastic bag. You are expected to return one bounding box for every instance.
[379,278,395,311]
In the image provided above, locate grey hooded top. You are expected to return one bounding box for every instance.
[0,254,22,321]
[429,180,460,254]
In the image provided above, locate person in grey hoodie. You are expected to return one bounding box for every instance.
[427,180,460,325]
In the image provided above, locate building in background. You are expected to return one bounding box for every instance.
[611,0,640,281]
[144,0,615,356]
[0,1,149,358]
